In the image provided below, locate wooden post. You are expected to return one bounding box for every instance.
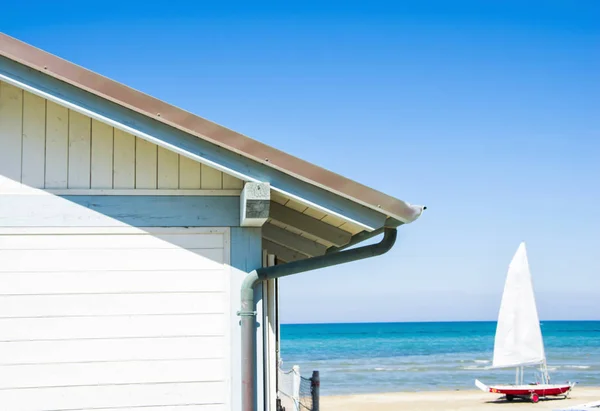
[311,370,320,411]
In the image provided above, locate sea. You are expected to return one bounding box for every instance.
[279,321,600,396]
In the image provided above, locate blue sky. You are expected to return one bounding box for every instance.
[3,1,598,322]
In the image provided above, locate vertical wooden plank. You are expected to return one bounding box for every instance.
[21,92,46,188]
[157,147,179,189]
[90,120,113,189]
[201,164,222,189]
[135,137,157,189]
[274,275,281,370]
[0,81,23,182]
[178,155,201,189]
[265,253,277,411]
[45,101,69,188]
[67,110,91,188]
[222,173,243,189]
[113,129,135,189]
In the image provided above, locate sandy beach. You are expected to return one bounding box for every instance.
[318,388,600,411]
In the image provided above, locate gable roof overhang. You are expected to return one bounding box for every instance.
[0,33,425,256]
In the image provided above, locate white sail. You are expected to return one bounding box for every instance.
[492,242,546,369]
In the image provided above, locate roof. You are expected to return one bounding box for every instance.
[0,32,424,230]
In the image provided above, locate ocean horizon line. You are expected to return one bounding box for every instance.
[281,319,600,326]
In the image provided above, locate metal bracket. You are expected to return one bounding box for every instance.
[236,310,257,317]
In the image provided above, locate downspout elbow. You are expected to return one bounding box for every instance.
[240,270,260,315]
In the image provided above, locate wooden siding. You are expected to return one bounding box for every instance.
[0,227,231,410]
[0,81,243,191]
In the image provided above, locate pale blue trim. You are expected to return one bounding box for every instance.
[0,57,387,230]
[64,196,240,227]
[0,195,239,227]
[230,228,263,411]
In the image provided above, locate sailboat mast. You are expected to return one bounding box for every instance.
[519,367,525,385]
[514,367,524,385]
[541,361,550,384]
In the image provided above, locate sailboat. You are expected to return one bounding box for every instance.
[475,242,575,403]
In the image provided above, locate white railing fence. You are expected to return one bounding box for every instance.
[277,364,319,411]
[278,365,301,411]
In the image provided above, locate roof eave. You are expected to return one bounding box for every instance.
[0,32,424,227]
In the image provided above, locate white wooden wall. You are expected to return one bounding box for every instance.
[0,227,232,410]
[0,81,243,191]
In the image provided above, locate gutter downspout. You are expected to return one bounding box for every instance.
[239,227,398,411]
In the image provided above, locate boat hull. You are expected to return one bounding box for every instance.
[475,379,575,401]
[488,384,573,396]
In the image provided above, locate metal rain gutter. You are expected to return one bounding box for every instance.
[325,216,408,254]
[239,227,398,411]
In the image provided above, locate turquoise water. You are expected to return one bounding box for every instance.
[280,321,600,395]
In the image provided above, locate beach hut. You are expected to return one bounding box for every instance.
[0,33,425,411]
